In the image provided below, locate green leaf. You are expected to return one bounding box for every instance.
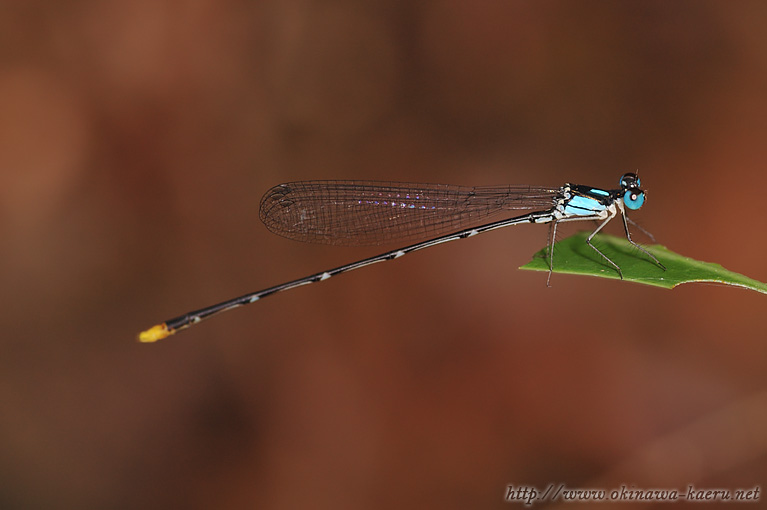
[519,232,767,295]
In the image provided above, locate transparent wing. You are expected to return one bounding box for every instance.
[259,180,561,246]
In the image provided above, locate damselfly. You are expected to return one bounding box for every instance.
[139,173,664,342]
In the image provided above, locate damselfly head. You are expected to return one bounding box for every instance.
[619,173,645,210]
[619,173,641,190]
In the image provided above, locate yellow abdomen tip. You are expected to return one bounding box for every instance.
[138,324,171,343]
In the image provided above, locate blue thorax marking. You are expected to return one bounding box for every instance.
[563,194,607,216]
[590,188,610,197]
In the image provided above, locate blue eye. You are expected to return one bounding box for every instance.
[623,190,645,210]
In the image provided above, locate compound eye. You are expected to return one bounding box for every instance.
[623,189,645,210]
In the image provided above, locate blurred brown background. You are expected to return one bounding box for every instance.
[1,1,766,509]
